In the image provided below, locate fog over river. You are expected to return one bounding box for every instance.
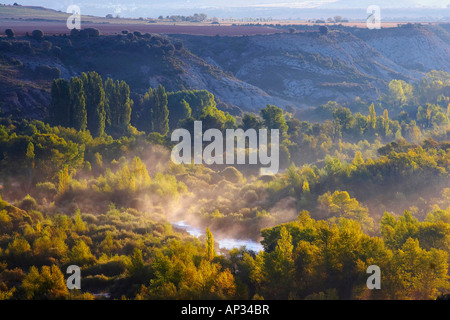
[171,221,263,252]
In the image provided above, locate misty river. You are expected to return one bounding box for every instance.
[171,221,263,252]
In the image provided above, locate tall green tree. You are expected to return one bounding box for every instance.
[49,79,71,127]
[260,105,288,135]
[333,107,353,132]
[262,226,295,299]
[69,77,87,131]
[22,265,68,299]
[81,71,106,137]
[241,113,261,131]
[382,109,390,137]
[143,85,169,135]
[368,103,376,130]
[168,98,191,130]
[206,228,215,261]
[104,78,132,132]
[103,77,114,127]
[152,85,169,135]
[128,248,145,277]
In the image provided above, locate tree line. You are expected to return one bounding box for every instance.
[49,72,170,137]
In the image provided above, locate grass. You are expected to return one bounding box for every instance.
[0,5,71,20]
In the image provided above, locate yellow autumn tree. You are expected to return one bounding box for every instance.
[206,228,215,261]
[22,265,68,299]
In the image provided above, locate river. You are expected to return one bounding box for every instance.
[171,221,263,252]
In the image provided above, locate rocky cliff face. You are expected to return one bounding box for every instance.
[177,25,450,108]
[176,51,290,111]
[355,25,450,73]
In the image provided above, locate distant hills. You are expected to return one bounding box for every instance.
[2,1,450,19]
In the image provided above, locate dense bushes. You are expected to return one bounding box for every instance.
[31,29,44,40]
[5,28,14,38]
[0,41,448,299]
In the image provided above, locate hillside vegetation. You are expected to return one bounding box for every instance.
[0,8,449,300]
[0,63,448,300]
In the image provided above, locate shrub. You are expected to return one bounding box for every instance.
[52,46,62,56]
[81,213,98,224]
[82,274,110,291]
[5,28,14,38]
[31,29,44,40]
[36,182,57,199]
[41,40,52,52]
[70,28,80,37]
[319,26,328,35]
[243,189,258,202]
[13,40,33,54]
[221,167,244,184]
[18,195,37,211]
[0,40,12,51]
[21,41,33,54]
[79,29,88,38]
[85,28,100,37]
[164,44,175,56]
[84,260,126,277]
[174,41,183,50]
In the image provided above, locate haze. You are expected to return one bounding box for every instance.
[3,0,450,18]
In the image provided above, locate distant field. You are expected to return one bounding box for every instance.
[0,4,443,37]
[0,5,285,36]
[252,20,417,28]
[0,20,286,36]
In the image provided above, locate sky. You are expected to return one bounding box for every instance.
[3,0,450,18]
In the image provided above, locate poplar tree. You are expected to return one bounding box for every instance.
[104,78,132,132]
[26,142,35,169]
[104,77,114,127]
[69,77,87,131]
[112,80,132,131]
[81,71,106,137]
[58,165,70,194]
[142,85,169,135]
[206,228,215,261]
[383,109,390,137]
[152,85,169,136]
[368,103,376,130]
[142,87,154,132]
[50,79,71,127]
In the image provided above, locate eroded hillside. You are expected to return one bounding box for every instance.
[1,23,449,119]
[178,24,450,107]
